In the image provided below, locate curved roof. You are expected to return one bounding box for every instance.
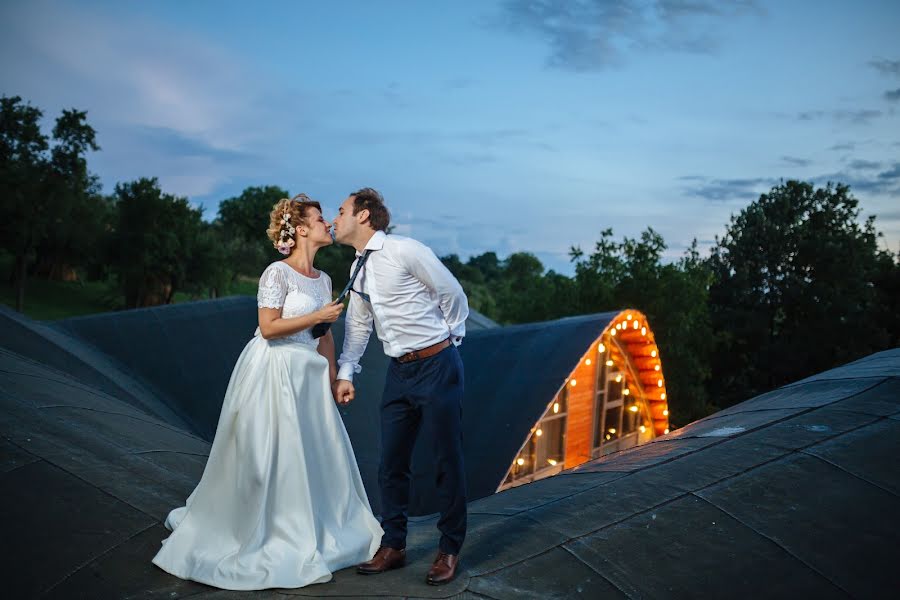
[2,297,896,598]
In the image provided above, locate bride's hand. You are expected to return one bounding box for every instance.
[316,301,344,324]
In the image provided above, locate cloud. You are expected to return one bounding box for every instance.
[493,0,763,71]
[847,159,882,170]
[828,142,856,151]
[868,58,900,78]
[797,109,882,125]
[682,176,777,202]
[885,88,900,102]
[0,0,302,199]
[781,156,812,167]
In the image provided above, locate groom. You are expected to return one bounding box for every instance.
[332,188,469,586]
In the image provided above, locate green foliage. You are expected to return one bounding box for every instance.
[0,95,50,310]
[215,185,288,276]
[707,180,899,407]
[108,178,223,307]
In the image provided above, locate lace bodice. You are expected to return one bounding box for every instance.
[256,261,333,348]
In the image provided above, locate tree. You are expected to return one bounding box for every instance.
[33,108,108,280]
[707,180,898,407]
[216,185,288,278]
[0,95,49,311]
[570,228,714,425]
[109,178,211,307]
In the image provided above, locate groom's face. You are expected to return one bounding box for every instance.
[333,196,364,244]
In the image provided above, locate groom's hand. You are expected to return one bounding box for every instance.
[334,379,355,405]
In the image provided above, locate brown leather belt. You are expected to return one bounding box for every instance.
[396,338,451,364]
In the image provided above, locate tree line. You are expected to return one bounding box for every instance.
[3,95,898,425]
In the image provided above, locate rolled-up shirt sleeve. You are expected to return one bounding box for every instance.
[397,239,469,345]
[337,272,374,382]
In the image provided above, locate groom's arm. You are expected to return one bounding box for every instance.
[397,238,469,345]
[336,291,374,383]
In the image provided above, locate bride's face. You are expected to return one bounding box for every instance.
[302,208,333,246]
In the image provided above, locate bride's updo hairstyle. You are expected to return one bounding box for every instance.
[267,194,322,255]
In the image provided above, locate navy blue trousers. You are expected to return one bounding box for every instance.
[378,344,467,555]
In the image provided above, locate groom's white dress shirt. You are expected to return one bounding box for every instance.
[336,230,469,382]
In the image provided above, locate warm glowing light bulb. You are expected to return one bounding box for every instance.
[553,403,560,413]
[663,409,669,416]
[606,360,614,366]
[655,365,661,371]
[599,343,606,353]
[585,358,592,366]
[615,374,622,382]
[606,434,611,440]
[623,388,630,395]
[616,323,621,330]
[641,327,646,335]
[639,425,647,433]
[609,428,616,434]
[536,428,543,437]
[661,393,667,400]
[633,321,639,329]
[627,314,633,320]
[629,405,638,412]
[611,328,617,336]
[657,379,663,387]
[651,350,657,357]
[517,458,525,466]
[664,428,670,434]
[547,459,557,466]
[570,379,577,387]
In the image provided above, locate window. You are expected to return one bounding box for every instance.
[502,386,568,488]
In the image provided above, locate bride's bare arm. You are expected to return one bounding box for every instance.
[257,302,343,340]
[316,329,339,385]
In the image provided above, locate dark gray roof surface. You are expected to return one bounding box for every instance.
[2,299,898,598]
[40,299,619,515]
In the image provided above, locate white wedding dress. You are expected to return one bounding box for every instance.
[152,261,383,590]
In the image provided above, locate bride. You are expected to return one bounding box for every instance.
[152,194,383,590]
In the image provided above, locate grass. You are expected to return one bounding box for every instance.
[1,254,259,321]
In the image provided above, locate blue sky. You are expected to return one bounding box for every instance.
[2,0,899,273]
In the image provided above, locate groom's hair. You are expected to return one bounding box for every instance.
[350,187,391,232]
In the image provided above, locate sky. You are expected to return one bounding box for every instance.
[2,0,899,274]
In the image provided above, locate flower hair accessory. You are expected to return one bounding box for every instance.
[276,205,297,255]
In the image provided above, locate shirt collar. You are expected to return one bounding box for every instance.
[358,230,386,256]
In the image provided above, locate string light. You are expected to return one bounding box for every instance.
[570,379,577,387]
[629,405,638,412]
[657,379,663,387]
[611,329,617,336]
[627,314,633,320]
[651,350,657,357]
[547,459,557,466]
[606,360,614,366]
[655,365,661,371]
[639,425,647,433]
[553,402,560,414]
[585,358,592,366]
[517,458,525,466]
[615,374,623,382]
[633,321,639,329]
[641,327,646,336]
[536,428,543,437]
[599,343,606,353]
[663,409,669,416]
[608,428,617,434]
[616,323,622,330]
[661,393,667,400]
[606,434,611,440]
[623,388,630,396]
[664,428,670,434]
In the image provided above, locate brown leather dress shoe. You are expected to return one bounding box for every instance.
[426,551,459,585]
[356,546,406,575]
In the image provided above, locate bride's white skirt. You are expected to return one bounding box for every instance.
[152,335,383,590]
